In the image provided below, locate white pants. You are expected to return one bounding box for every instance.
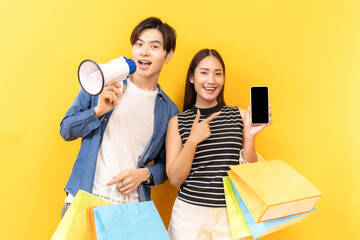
[168,198,253,240]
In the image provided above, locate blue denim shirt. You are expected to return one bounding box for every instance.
[60,83,179,202]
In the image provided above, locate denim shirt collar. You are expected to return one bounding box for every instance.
[156,83,168,103]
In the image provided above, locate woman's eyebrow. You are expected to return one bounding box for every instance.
[199,68,222,71]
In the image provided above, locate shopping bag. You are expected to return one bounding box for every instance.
[227,177,315,239]
[86,206,97,240]
[51,190,109,240]
[229,160,321,223]
[223,177,253,239]
[94,201,170,240]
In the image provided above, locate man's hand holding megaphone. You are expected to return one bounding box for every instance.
[94,81,126,118]
[77,55,136,118]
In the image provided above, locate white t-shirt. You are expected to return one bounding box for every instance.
[65,79,157,203]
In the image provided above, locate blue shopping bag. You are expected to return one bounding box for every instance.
[94,201,170,240]
[230,179,316,239]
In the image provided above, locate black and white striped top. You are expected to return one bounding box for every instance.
[177,104,243,207]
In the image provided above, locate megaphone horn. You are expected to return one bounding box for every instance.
[78,56,136,96]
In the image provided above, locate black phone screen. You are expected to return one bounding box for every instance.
[251,86,269,124]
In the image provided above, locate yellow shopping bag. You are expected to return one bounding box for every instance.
[51,190,109,240]
[229,160,322,223]
[223,177,253,239]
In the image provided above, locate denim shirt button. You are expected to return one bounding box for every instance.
[104,118,107,121]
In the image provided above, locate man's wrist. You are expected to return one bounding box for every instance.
[143,168,153,185]
[94,106,100,118]
[94,106,104,118]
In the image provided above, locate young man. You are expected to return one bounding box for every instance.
[60,17,178,217]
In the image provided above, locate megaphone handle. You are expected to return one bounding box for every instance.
[119,79,127,96]
[106,79,126,94]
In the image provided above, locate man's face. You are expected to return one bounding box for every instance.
[131,28,172,80]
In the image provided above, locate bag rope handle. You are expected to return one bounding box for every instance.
[239,150,265,164]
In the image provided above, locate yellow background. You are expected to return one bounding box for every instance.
[1,0,359,239]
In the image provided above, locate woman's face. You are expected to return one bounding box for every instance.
[191,55,224,108]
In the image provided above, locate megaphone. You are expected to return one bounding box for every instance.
[78,56,136,96]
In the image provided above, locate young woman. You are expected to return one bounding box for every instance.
[166,49,271,240]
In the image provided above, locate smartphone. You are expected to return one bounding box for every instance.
[250,86,269,125]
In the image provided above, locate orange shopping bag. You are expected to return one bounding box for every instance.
[86,206,97,240]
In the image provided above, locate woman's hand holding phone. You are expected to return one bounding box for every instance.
[244,104,272,139]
